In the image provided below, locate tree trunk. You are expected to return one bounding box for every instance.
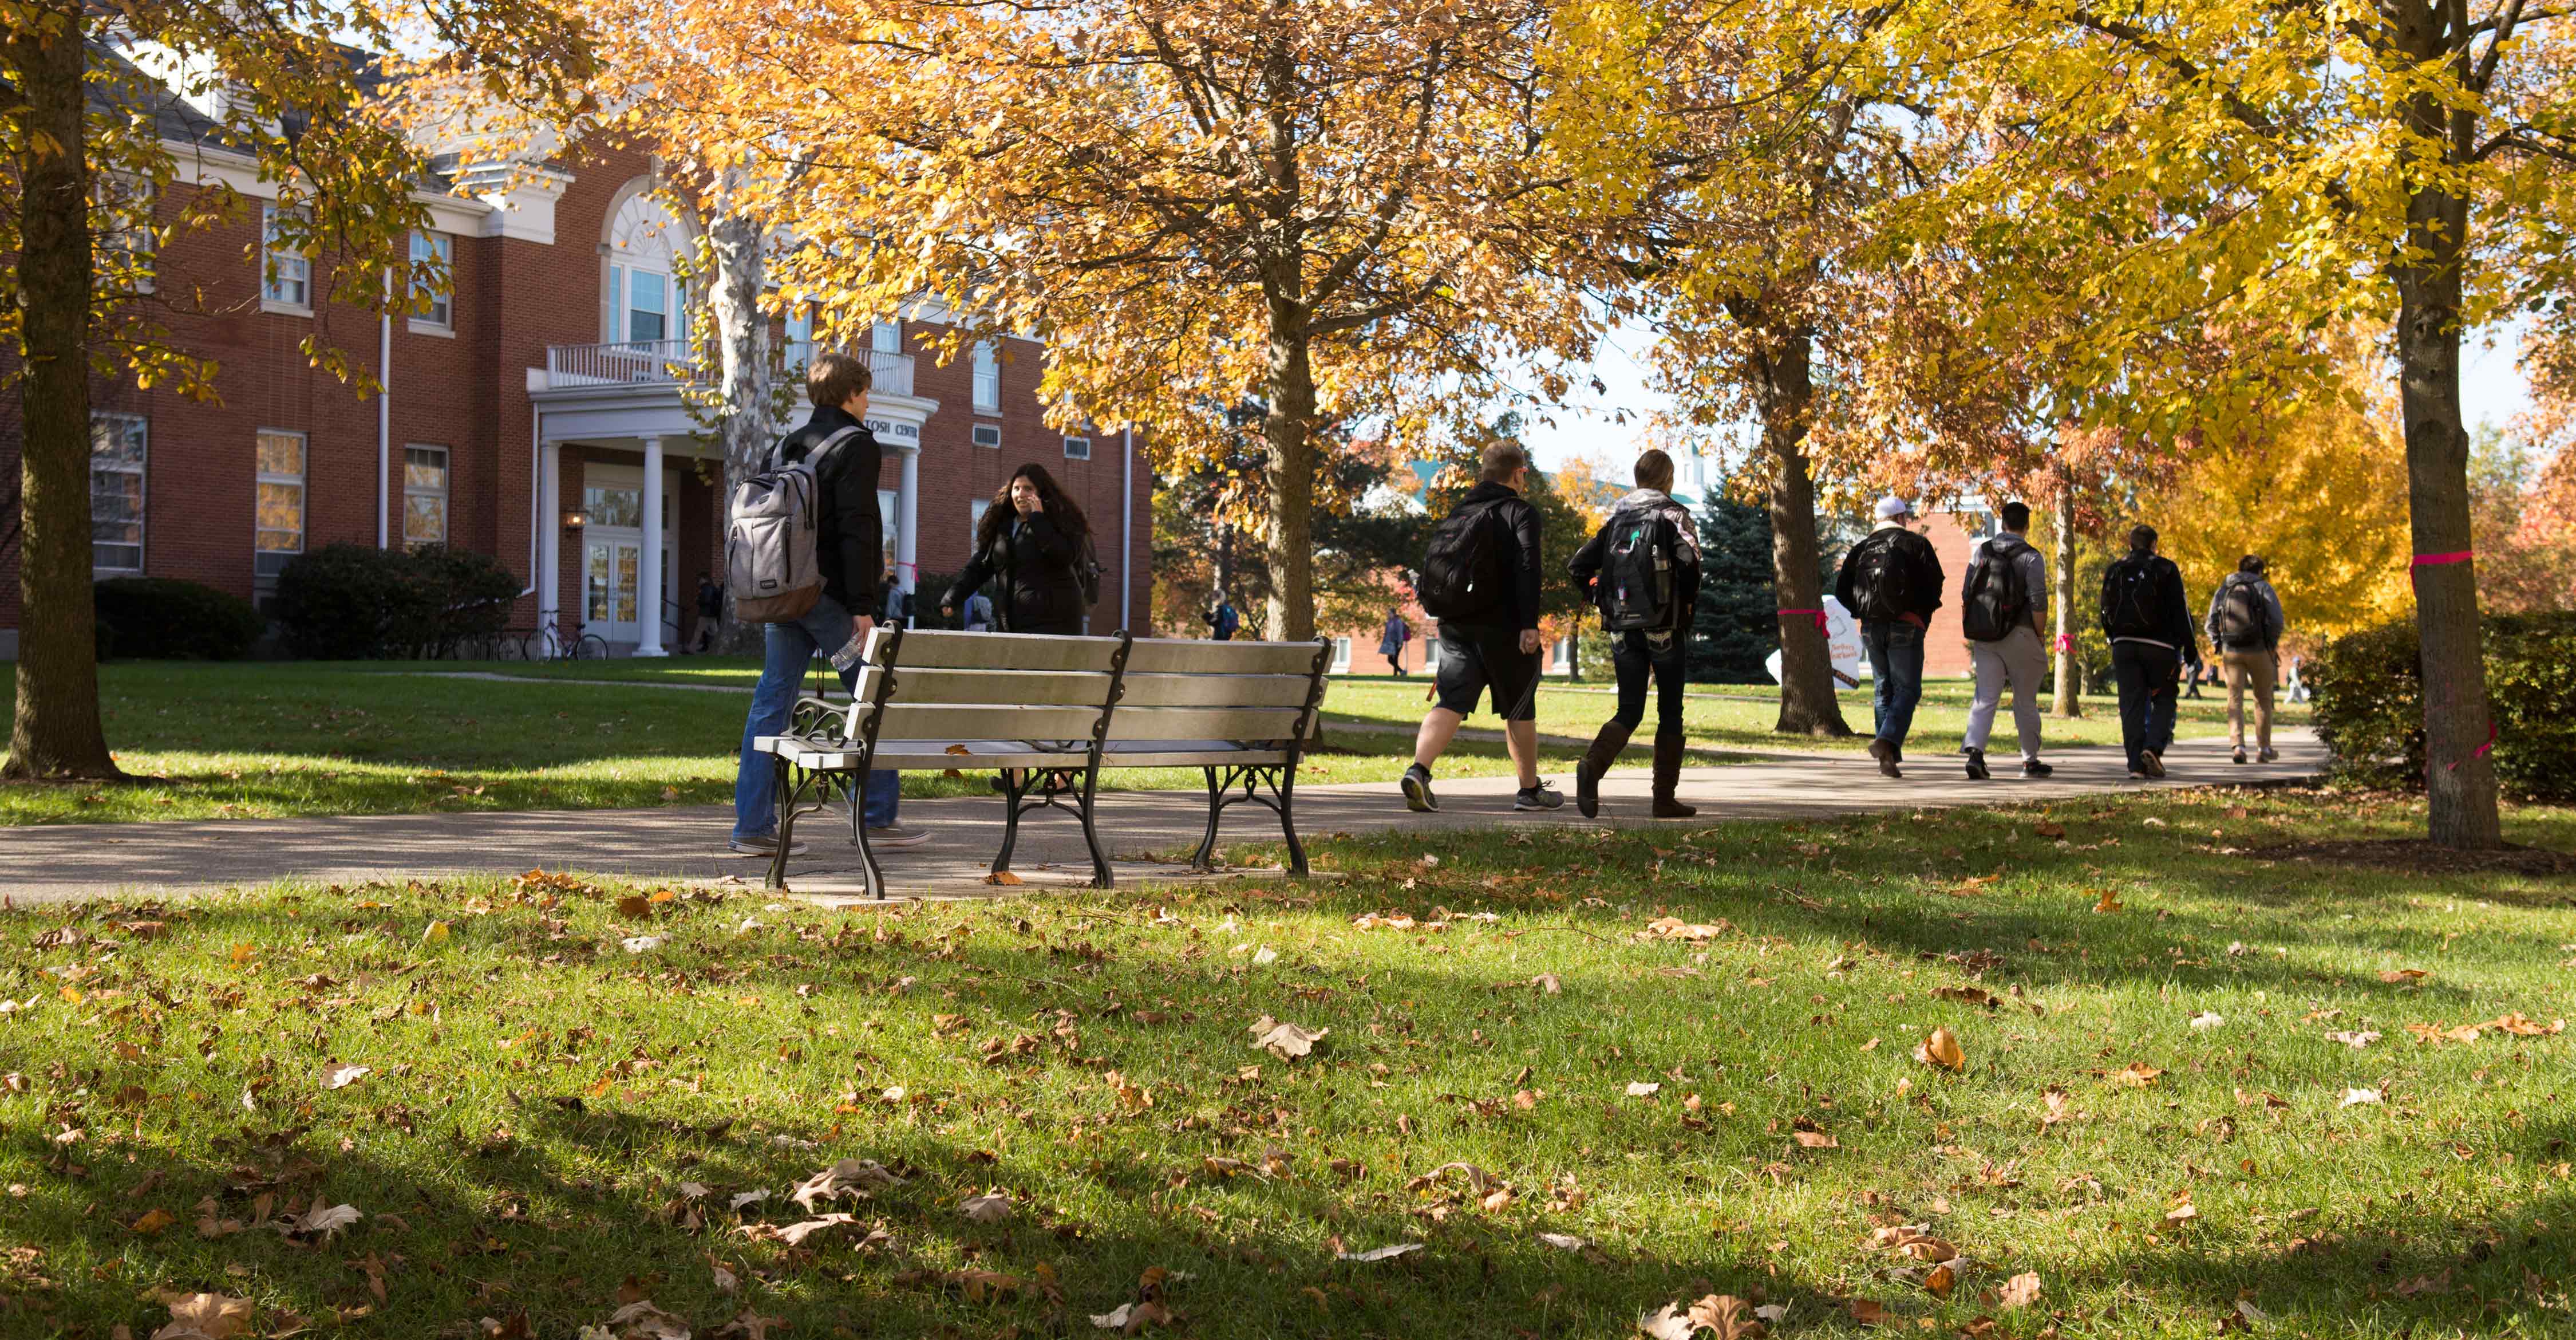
[702,168,771,653]
[1751,320,1852,737]
[3,6,123,782]
[1259,294,1318,643]
[2050,491,2084,718]
[2392,184,2500,847]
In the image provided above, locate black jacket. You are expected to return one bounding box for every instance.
[775,405,884,616]
[1448,480,1543,632]
[2102,549,2197,654]
[1833,523,1945,624]
[947,511,1086,634]
[1567,488,1702,635]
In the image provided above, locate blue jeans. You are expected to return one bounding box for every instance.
[1862,620,1926,748]
[733,594,899,840]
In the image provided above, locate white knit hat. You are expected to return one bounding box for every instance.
[1874,495,1914,521]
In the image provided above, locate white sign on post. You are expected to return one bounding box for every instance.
[1765,595,1865,687]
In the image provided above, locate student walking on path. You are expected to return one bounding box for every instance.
[728,352,929,857]
[2207,554,2287,764]
[1567,450,1702,818]
[1834,496,1945,778]
[2100,524,2197,779]
[1402,442,1562,814]
[1958,500,2055,781]
[1378,608,1413,676]
[944,464,1092,636]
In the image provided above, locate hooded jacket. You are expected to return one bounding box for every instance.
[773,404,884,616]
[2206,572,2286,652]
[1568,487,1704,634]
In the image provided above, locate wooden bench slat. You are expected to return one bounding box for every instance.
[1117,672,1316,708]
[852,666,1118,707]
[867,628,1125,671]
[856,702,1109,740]
[1123,637,1327,676]
[1103,706,1310,741]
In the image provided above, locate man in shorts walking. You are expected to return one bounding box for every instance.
[1401,442,1563,814]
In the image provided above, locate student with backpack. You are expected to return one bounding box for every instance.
[1832,496,1946,778]
[1957,500,2054,781]
[1401,441,1563,814]
[1567,450,1703,818]
[2099,524,2197,778]
[2206,554,2286,764]
[1205,594,1241,642]
[942,464,1096,635]
[725,352,930,857]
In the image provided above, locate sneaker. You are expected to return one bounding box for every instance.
[729,832,808,857]
[1963,747,1990,781]
[2022,759,2054,778]
[1868,738,1902,779]
[2127,768,2148,781]
[1401,764,1438,813]
[2258,747,2278,763]
[2231,746,2247,764]
[2140,751,2166,779]
[1514,780,1565,811]
[864,825,931,850]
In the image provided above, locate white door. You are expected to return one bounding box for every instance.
[580,464,677,647]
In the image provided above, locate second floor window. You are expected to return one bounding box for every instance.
[90,413,147,573]
[971,340,999,413]
[410,231,452,327]
[1062,435,1091,461]
[623,269,667,342]
[262,205,309,309]
[872,321,902,355]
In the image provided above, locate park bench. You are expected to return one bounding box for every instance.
[753,628,1332,898]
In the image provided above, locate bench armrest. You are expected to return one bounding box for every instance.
[789,696,850,739]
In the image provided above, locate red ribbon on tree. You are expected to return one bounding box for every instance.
[2411,550,2473,568]
[2445,720,2499,772]
[1777,608,1828,632]
[2053,632,2075,653]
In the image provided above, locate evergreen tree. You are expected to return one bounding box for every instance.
[1690,497,1780,683]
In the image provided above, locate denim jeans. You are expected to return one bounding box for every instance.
[1609,630,1687,734]
[733,594,899,840]
[1861,620,1926,748]
[2111,639,2182,770]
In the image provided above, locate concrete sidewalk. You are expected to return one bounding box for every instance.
[0,728,2324,905]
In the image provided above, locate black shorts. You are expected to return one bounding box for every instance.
[1432,622,1541,721]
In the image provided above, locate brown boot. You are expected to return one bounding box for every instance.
[1651,729,1697,818]
[1575,721,1633,819]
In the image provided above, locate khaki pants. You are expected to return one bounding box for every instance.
[1965,625,2046,761]
[2222,648,2275,750]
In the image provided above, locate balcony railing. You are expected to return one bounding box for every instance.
[543,340,912,398]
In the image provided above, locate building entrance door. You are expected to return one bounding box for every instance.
[583,531,644,644]
[579,463,675,648]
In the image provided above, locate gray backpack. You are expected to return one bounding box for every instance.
[725,426,860,624]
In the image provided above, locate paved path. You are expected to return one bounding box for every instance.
[0,729,2323,905]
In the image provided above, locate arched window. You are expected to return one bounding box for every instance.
[605,188,689,346]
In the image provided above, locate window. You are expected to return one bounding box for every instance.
[878,488,899,573]
[626,269,667,342]
[1062,435,1091,461]
[784,303,814,373]
[1330,637,1353,673]
[262,205,309,309]
[872,321,902,354]
[254,430,306,579]
[90,413,147,572]
[969,499,990,534]
[583,482,642,528]
[97,175,156,295]
[971,340,999,413]
[409,231,452,328]
[971,424,1001,449]
[404,446,449,549]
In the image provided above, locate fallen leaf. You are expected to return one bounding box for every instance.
[2379,968,2428,984]
[1639,917,1729,942]
[1531,974,1562,995]
[2116,1062,2164,1087]
[151,1293,252,1340]
[1638,1303,1696,1340]
[985,872,1025,886]
[2341,1087,2384,1108]
[1848,1298,1888,1326]
[2092,889,2124,913]
[282,1200,361,1240]
[1536,1232,1591,1252]
[2325,1030,2380,1049]
[960,1193,1013,1224]
[2034,821,2066,839]
[2189,1012,2225,1031]
[621,935,664,953]
[605,1300,692,1340]
[790,1158,904,1211]
[323,1063,371,1090]
[1625,1081,1661,1098]
[1925,1263,1956,1298]
[131,1207,177,1235]
[1248,1016,1328,1061]
[1997,1272,2041,1310]
[1914,1026,1966,1071]
[1336,1242,1423,1262]
[1688,1294,1768,1338]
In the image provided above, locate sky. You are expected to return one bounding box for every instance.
[1516,322,2541,476]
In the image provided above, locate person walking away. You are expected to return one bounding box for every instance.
[693,570,722,653]
[943,464,1093,635]
[1378,607,1413,676]
[2181,644,2207,699]
[2099,524,2196,778]
[1958,500,2054,780]
[2207,554,2286,764]
[1401,441,1562,813]
[1206,593,1241,641]
[961,588,995,633]
[728,352,929,856]
[1568,449,1703,818]
[2284,652,2309,704]
[1833,496,1945,778]
[879,563,911,629]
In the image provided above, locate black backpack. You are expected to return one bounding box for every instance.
[2100,554,2166,639]
[1596,507,1679,633]
[1959,536,2030,642]
[1076,529,1104,608]
[2214,576,2267,649]
[1848,531,1914,622]
[1419,499,1509,621]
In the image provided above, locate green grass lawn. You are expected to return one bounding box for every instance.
[2,789,2567,1338]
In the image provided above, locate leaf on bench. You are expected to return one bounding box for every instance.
[946,744,973,756]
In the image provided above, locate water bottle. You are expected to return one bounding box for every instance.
[827,633,869,672]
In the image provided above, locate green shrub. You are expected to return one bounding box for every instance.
[92,578,264,660]
[274,543,522,661]
[2309,610,2576,801]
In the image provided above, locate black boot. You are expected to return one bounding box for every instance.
[1651,730,1696,818]
[1576,721,1633,819]
[1964,747,1990,781]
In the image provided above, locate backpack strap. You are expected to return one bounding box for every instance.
[805,424,867,468]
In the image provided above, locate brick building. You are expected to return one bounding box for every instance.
[0,76,1149,659]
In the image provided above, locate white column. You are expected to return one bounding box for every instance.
[538,440,562,644]
[637,436,668,656]
[897,443,920,593]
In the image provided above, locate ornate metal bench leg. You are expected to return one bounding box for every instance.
[1078,765,1113,889]
[1275,764,1309,877]
[844,774,862,846]
[1191,766,1225,872]
[993,769,1026,877]
[854,786,884,901]
[767,756,794,891]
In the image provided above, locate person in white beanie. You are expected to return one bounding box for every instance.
[1832,495,1945,778]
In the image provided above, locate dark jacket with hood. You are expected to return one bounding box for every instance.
[947,509,1087,634]
[773,404,884,617]
[1833,521,1946,625]
[1444,480,1544,632]
[1567,486,1703,636]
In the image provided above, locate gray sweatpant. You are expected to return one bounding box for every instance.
[1964,625,2045,761]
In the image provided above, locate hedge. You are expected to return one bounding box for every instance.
[2309,610,2576,801]
[272,543,520,660]
[92,578,264,660]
